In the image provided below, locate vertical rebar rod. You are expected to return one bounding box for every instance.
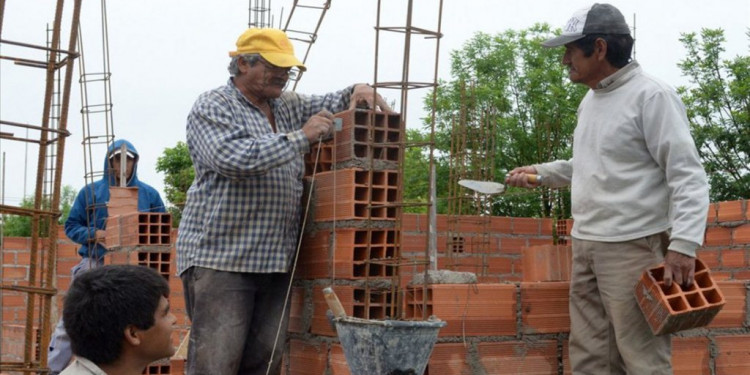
[24,0,65,365]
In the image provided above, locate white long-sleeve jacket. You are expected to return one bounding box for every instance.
[535,61,709,257]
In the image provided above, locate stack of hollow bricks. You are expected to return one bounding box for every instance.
[2,199,750,374]
[102,186,182,374]
[105,187,172,248]
[105,187,183,374]
[285,109,403,374]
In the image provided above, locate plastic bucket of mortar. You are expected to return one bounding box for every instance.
[334,316,446,375]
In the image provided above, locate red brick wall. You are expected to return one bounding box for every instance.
[3,199,749,375]
[1,228,188,374]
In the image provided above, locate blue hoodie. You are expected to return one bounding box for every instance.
[65,139,166,258]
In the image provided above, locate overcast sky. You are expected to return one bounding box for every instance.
[1,0,748,207]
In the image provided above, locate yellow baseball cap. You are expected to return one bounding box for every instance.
[229,28,307,72]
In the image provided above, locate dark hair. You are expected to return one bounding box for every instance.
[63,265,169,365]
[571,33,634,68]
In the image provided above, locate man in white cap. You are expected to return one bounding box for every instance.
[176,28,391,374]
[49,139,166,374]
[506,4,708,374]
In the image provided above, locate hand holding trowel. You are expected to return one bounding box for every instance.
[459,168,543,195]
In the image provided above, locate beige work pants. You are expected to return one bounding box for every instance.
[569,233,672,374]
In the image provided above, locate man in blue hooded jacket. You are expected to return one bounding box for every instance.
[48,139,166,374]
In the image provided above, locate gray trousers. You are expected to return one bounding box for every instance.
[181,266,292,375]
[569,233,672,374]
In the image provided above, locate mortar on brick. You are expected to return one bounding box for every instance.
[410,270,478,285]
[466,341,487,375]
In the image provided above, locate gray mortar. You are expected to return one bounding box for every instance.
[708,335,718,375]
[302,281,314,333]
[409,270,478,285]
[311,278,395,289]
[465,339,487,375]
[303,217,398,234]
[332,158,400,171]
[515,282,523,340]
[556,334,565,375]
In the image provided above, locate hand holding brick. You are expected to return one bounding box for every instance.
[635,258,725,335]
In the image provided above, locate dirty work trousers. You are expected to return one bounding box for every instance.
[569,233,672,375]
[48,257,103,373]
[181,267,291,375]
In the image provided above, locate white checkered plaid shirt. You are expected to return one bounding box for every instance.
[177,79,353,275]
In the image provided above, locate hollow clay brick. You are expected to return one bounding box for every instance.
[329,344,351,375]
[107,187,138,217]
[721,248,747,268]
[704,226,732,246]
[522,244,572,282]
[708,281,746,328]
[715,335,750,374]
[404,284,516,337]
[105,213,172,248]
[1,237,29,250]
[401,213,421,232]
[310,168,399,221]
[498,237,527,255]
[512,217,540,235]
[634,258,725,335]
[427,343,471,375]
[287,339,327,375]
[303,109,402,174]
[733,223,750,246]
[478,340,558,374]
[706,202,718,224]
[288,287,306,334]
[491,216,513,234]
[311,285,394,337]
[105,250,172,281]
[717,200,745,222]
[671,336,710,375]
[299,228,398,280]
[520,281,570,334]
[697,249,720,269]
[169,359,185,375]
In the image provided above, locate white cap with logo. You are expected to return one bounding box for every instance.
[542,3,631,48]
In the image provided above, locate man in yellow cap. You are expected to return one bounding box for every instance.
[176,28,391,375]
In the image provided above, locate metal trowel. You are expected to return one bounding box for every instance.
[458,174,543,195]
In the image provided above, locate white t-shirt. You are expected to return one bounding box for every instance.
[59,356,107,375]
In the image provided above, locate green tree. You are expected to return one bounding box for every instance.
[401,129,453,214]
[425,24,585,218]
[2,197,34,237]
[155,141,195,227]
[2,185,75,237]
[678,29,750,201]
[60,184,76,224]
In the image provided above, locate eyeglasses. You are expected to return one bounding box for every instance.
[258,58,298,80]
